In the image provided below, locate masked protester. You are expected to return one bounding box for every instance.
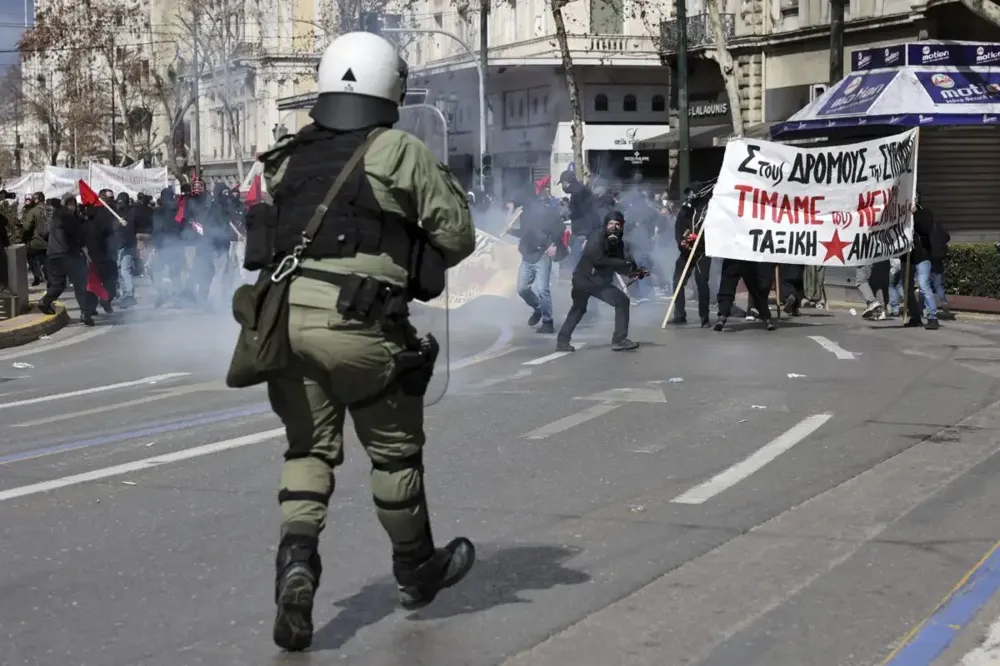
[181,178,214,305]
[85,189,120,313]
[715,257,776,332]
[240,31,476,651]
[670,185,712,327]
[558,170,601,275]
[152,187,184,307]
[557,210,646,352]
[38,194,97,326]
[113,192,139,307]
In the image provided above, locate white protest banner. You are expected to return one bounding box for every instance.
[703,128,918,267]
[43,166,88,197]
[89,163,168,198]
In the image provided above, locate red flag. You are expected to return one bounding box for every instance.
[174,196,186,223]
[245,175,262,206]
[86,263,109,302]
[79,179,101,207]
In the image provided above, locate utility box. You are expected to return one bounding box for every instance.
[4,244,29,316]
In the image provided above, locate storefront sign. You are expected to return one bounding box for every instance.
[851,45,905,71]
[916,70,1000,104]
[816,71,897,116]
[689,101,729,118]
[703,129,917,267]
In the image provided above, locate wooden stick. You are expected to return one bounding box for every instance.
[902,128,921,322]
[661,231,704,328]
[774,265,781,319]
[501,206,524,237]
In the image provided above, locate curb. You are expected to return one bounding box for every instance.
[0,304,70,350]
[821,299,1000,323]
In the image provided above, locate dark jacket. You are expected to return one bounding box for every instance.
[509,199,565,263]
[564,181,602,238]
[47,207,87,258]
[133,203,154,236]
[910,207,934,265]
[674,201,705,258]
[22,202,50,252]
[572,228,634,290]
[86,205,118,262]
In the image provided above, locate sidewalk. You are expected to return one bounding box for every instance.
[0,302,69,350]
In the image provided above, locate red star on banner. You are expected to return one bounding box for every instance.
[820,229,850,264]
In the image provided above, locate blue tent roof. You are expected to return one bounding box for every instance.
[771,42,1000,139]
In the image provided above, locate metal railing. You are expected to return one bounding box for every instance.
[659,13,736,53]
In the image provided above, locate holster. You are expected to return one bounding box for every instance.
[395,334,440,397]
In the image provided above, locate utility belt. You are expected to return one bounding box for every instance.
[298,267,409,326]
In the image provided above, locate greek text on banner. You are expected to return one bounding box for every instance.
[703,128,918,267]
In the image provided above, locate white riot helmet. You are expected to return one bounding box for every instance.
[311,31,408,131]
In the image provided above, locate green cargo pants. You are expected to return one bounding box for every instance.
[266,303,432,560]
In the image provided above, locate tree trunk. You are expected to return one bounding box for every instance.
[551,0,589,183]
[706,0,745,137]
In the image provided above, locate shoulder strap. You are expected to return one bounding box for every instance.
[300,127,387,247]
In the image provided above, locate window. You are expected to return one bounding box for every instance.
[543,95,549,112]
[595,93,609,112]
[518,99,524,117]
[623,94,637,112]
[533,97,539,116]
[651,94,666,112]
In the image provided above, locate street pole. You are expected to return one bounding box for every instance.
[479,3,489,156]
[111,43,117,166]
[676,0,690,196]
[192,15,202,176]
[829,0,845,85]
[381,27,487,175]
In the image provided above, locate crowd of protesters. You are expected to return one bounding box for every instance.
[0,177,248,326]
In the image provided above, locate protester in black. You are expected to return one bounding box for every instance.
[38,195,96,326]
[557,210,646,352]
[670,185,712,326]
[715,259,776,332]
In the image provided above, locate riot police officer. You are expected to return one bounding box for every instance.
[254,32,477,651]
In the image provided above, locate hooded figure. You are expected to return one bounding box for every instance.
[151,187,184,307]
[86,190,120,312]
[37,193,97,325]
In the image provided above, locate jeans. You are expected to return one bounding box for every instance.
[930,270,946,304]
[915,259,937,319]
[888,268,904,312]
[517,254,553,322]
[118,248,135,298]
[855,264,876,304]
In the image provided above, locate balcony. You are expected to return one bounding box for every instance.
[659,13,736,54]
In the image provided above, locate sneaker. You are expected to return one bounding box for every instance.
[36,301,55,315]
[925,318,940,330]
[556,340,575,352]
[671,316,688,325]
[527,309,542,327]
[80,314,96,327]
[903,319,923,328]
[611,338,640,351]
[100,299,114,314]
[713,316,727,332]
[861,302,882,319]
[876,309,887,321]
[766,320,777,331]
[536,321,555,334]
[746,308,759,321]
[938,310,956,321]
[783,295,796,315]
[700,317,710,328]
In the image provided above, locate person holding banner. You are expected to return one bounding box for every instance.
[556,210,646,352]
[670,185,712,327]
[715,257,776,332]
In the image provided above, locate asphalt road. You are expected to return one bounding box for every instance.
[4,284,1000,666]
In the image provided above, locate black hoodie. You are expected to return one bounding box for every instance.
[153,187,181,245]
[572,227,634,290]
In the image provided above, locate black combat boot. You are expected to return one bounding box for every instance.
[393,537,476,611]
[273,535,322,652]
[713,316,727,332]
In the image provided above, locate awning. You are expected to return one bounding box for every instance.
[771,60,1000,139]
[712,122,777,146]
[633,124,733,150]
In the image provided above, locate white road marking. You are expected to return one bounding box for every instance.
[671,413,833,504]
[523,343,586,366]
[521,401,623,440]
[577,387,666,403]
[452,345,520,370]
[961,616,1000,666]
[11,380,228,427]
[808,335,857,360]
[467,368,533,390]
[0,428,285,503]
[0,325,114,361]
[0,373,190,410]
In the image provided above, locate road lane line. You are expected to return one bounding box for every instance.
[808,335,858,360]
[0,428,285,502]
[671,413,833,504]
[0,373,190,410]
[523,343,586,366]
[0,325,114,361]
[11,381,229,427]
[521,401,622,440]
[882,540,1000,666]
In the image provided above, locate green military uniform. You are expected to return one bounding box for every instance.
[261,126,474,542]
[258,126,476,651]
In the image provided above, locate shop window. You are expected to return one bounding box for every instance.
[595,93,609,112]
[623,94,637,112]
[651,94,666,112]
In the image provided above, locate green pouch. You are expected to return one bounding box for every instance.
[225,270,292,388]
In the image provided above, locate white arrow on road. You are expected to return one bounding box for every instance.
[521,386,666,440]
[11,379,230,428]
